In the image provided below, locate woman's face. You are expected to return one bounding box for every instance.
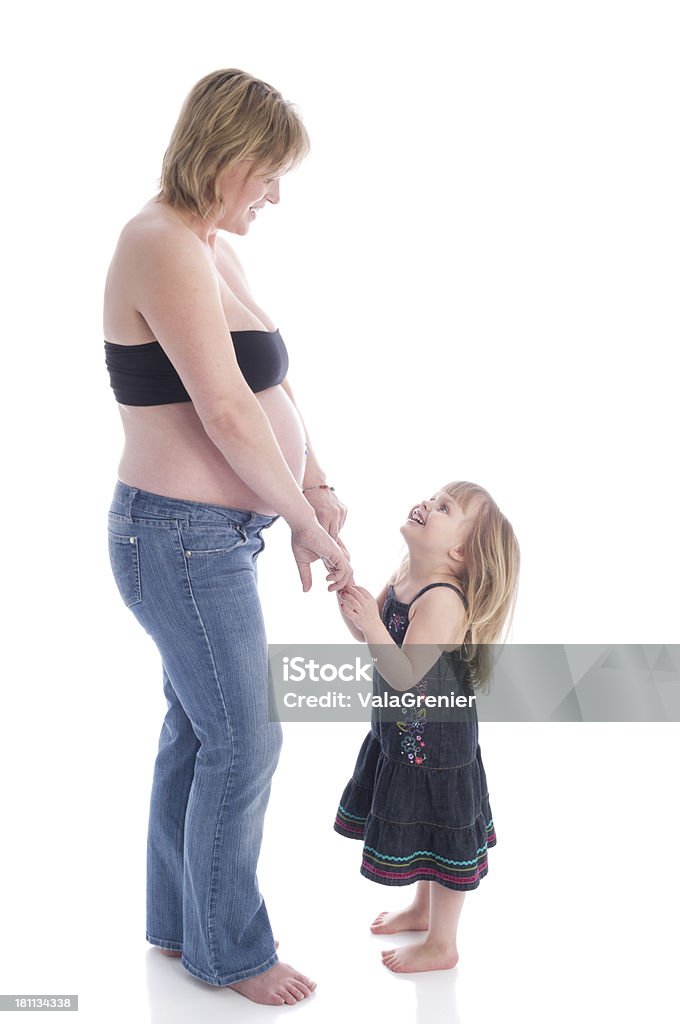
[215,160,281,235]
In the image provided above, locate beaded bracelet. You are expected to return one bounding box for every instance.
[302,483,335,493]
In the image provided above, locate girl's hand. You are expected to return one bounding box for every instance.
[303,485,347,542]
[338,585,382,635]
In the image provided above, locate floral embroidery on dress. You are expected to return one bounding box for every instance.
[396,677,428,764]
[388,611,407,634]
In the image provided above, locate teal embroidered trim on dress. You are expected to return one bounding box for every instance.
[363,830,493,867]
[337,804,367,822]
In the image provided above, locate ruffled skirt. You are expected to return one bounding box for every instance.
[334,726,497,891]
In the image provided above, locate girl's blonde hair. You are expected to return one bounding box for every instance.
[391,481,520,693]
[155,68,311,222]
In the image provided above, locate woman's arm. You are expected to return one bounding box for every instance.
[128,225,312,523]
[124,223,351,589]
[279,376,348,540]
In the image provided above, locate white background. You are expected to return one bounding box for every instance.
[1,1,678,1021]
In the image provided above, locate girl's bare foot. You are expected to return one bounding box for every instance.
[370,906,429,934]
[381,938,459,973]
[229,962,316,1006]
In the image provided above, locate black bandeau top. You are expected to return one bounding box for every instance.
[103,328,289,406]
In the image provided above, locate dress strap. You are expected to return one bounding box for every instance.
[411,582,468,610]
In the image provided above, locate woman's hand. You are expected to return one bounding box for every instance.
[291,520,353,593]
[303,486,347,542]
[338,585,383,637]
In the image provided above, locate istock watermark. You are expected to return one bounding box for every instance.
[267,644,680,722]
[282,656,375,683]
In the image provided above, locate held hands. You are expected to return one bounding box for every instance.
[291,519,353,593]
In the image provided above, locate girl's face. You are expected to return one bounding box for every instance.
[401,490,476,566]
[215,160,282,234]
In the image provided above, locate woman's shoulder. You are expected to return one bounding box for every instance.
[116,202,187,244]
[110,202,210,285]
[115,199,200,255]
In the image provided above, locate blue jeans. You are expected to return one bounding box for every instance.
[107,480,281,986]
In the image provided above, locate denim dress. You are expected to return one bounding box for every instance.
[334,582,497,891]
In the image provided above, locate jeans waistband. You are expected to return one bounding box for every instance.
[110,480,279,528]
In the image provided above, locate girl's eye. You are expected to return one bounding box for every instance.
[438,504,448,512]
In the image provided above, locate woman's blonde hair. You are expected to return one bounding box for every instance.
[391,481,520,693]
[155,68,311,221]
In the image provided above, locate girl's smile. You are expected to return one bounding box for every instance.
[404,492,466,535]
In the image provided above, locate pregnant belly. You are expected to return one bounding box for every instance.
[116,385,307,513]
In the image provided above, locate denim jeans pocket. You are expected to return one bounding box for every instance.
[108,529,142,607]
[178,521,248,556]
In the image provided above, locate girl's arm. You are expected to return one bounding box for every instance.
[341,586,467,691]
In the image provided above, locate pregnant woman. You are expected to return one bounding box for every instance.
[103,69,351,1005]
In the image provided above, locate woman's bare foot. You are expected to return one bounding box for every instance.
[156,940,280,960]
[371,906,429,934]
[381,938,459,973]
[229,962,316,1006]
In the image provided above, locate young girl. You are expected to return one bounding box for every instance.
[334,480,520,973]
